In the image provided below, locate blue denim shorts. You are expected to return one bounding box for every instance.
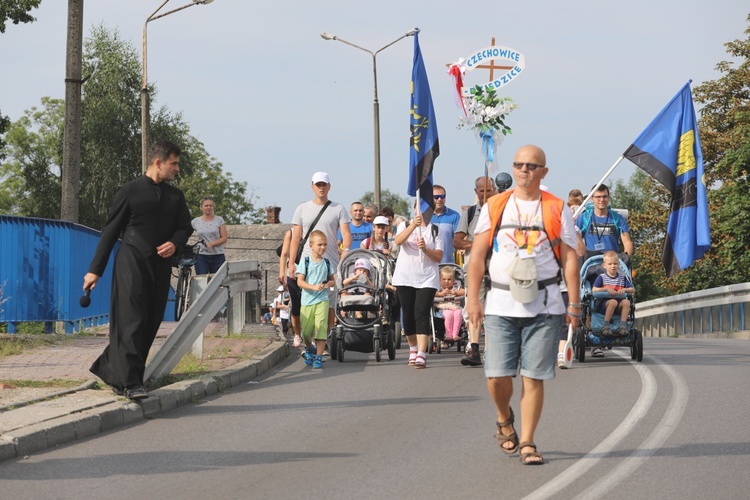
[483,314,563,380]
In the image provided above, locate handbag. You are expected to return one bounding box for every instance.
[295,201,332,263]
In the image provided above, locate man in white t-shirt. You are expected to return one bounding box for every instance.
[466,145,581,465]
[454,176,497,366]
[289,172,351,340]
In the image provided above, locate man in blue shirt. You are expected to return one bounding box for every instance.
[576,184,633,258]
[339,201,372,251]
[431,185,461,264]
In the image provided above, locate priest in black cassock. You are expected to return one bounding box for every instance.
[83,140,193,400]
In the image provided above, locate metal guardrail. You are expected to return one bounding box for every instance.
[634,282,750,337]
[144,260,260,382]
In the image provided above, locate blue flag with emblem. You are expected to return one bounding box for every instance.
[408,29,439,221]
[623,81,710,277]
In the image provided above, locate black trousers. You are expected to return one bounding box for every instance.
[396,286,436,335]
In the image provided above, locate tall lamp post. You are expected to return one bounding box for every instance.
[142,0,214,172]
[320,29,416,209]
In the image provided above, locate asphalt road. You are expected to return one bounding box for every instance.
[0,337,748,499]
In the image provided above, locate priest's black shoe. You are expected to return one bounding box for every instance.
[124,386,148,400]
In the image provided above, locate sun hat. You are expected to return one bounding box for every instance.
[373,215,390,226]
[505,255,538,304]
[311,172,330,184]
[354,258,371,271]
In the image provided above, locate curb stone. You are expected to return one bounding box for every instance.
[0,340,289,462]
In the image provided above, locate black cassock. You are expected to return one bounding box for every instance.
[88,175,193,388]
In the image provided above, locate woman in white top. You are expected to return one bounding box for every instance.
[391,206,444,368]
[191,197,228,275]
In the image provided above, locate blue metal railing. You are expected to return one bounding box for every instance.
[0,215,117,333]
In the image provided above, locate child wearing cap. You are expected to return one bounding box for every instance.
[360,215,391,255]
[342,258,373,296]
[272,285,290,336]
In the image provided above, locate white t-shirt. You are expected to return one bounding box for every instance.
[191,216,226,255]
[274,292,290,320]
[391,221,444,289]
[474,195,578,317]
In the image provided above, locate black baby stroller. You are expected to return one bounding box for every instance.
[428,263,468,354]
[574,254,643,362]
[330,249,396,362]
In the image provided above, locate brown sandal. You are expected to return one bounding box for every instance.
[519,441,544,465]
[495,407,519,455]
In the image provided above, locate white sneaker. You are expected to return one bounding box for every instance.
[293,335,302,347]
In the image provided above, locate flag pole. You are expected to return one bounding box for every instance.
[415,175,424,263]
[573,155,626,220]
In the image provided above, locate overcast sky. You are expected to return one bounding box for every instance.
[0,1,747,222]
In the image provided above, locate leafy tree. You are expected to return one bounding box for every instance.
[0,110,9,160]
[0,0,41,33]
[359,189,410,217]
[615,14,750,299]
[688,14,750,290]
[0,97,63,218]
[0,24,265,228]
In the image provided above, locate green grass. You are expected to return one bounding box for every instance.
[0,378,87,388]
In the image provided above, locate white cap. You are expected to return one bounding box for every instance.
[540,184,550,192]
[276,285,284,292]
[311,172,330,184]
[373,215,390,226]
[354,258,371,271]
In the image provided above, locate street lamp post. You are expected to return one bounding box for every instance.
[141,0,214,172]
[320,30,417,209]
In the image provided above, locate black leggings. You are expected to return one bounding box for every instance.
[396,286,436,335]
[286,276,301,317]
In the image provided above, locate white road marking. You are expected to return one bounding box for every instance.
[577,354,689,499]
[523,353,657,500]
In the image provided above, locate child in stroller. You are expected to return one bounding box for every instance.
[330,249,396,362]
[592,251,635,337]
[574,251,643,362]
[429,263,468,353]
[435,266,465,342]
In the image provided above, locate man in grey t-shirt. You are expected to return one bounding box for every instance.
[288,172,351,340]
[453,176,497,366]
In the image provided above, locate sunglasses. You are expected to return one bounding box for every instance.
[433,194,446,200]
[512,162,545,171]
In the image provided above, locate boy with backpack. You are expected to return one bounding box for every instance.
[297,230,335,369]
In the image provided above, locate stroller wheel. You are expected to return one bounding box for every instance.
[329,327,339,360]
[387,328,396,360]
[575,327,587,363]
[632,329,643,362]
[395,321,402,349]
[374,325,382,362]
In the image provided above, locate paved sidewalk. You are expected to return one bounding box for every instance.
[0,322,291,462]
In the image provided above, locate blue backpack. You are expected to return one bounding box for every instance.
[302,256,332,282]
[578,202,623,237]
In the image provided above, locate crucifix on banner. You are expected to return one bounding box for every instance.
[447,37,525,201]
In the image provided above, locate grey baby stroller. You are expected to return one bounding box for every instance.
[330,249,396,362]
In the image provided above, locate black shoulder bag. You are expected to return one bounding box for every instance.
[295,201,332,263]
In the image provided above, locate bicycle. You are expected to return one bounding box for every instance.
[172,240,205,321]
